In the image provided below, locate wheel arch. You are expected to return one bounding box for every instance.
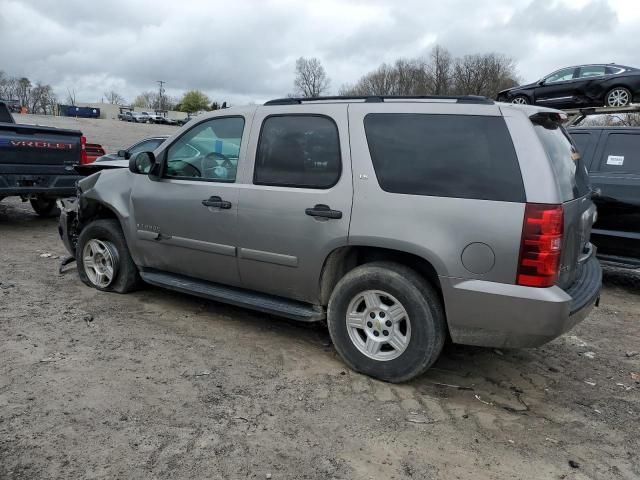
[318,244,444,307]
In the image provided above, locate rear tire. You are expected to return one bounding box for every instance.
[30,196,58,217]
[605,87,631,107]
[327,261,446,383]
[76,219,141,293]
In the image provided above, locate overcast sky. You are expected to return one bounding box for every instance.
[1,0,638,105]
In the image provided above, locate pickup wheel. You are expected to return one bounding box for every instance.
[327,262,446,383]
[76,219,141,293]
[30,196,58,217]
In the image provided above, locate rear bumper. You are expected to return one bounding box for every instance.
[0,173,81,197]
[443,255,602,348]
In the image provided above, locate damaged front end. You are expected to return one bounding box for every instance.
[57,171,103,258]
[57,195,81,257]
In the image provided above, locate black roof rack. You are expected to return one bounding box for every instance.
[264,95,494,106]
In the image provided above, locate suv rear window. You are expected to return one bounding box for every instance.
[530,114,590,201]
[363,114,525,202]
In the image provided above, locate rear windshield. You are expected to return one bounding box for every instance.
[363,114,525,202]
[531,115,590,201]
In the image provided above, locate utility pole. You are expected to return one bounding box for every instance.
[157,80,165,111]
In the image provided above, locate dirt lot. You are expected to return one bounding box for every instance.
[1,115,639,479]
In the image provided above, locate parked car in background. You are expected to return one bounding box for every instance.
[569,126,640,271]
[175,116,192,126]
[0,101,86,216]
[95,136,169,162]
[498,64,640,108]
[122,111,146,123]
[59,96,601,382]
[152,116,178,125]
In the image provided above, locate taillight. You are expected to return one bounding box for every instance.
[517,203,564,288]
[80,135,89,165]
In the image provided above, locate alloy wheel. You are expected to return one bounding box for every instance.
[345,290,411,361]
[512,97,528,105]
[607,88,630,107]
[82,239,118,288]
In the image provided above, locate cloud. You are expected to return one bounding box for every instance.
[0,0,636,104]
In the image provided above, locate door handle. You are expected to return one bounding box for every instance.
[202,196,232,209]
[305,204,342,219]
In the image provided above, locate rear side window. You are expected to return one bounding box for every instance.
[363,114,525,202]
[599,133,640,174]
[531,116,590,201]
[254,115,341,188]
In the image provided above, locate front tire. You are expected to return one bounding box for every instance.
[327,262,446,383]
[606,87,631,107]
[30,196,58,217]
[76,219,141,293]
[511,95,529,105]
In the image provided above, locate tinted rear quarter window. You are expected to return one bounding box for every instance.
[254,115,341,188]
[363,114,525,202]
[598,133,640,174]
[531,117,590,201]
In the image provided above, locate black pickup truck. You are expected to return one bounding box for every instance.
[569,126,640,269]
[0,101,85,216]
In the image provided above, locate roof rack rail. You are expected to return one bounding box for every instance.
[264,95,494,106]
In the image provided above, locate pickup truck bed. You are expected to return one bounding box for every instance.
[0,102,84,216]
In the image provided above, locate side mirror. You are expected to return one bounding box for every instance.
[117,149,130,159]
[129,151,156,174]
[538,79,546,86]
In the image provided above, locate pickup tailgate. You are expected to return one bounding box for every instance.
[0,122,82,195]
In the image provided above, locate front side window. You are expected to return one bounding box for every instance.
[579,66,605,78]
[165,117,244,182]
[254,115,341,188]
[364,114,525,202]
[545,68,576,83]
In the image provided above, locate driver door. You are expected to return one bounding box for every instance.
[130,113,253,287]
[535,67,580,106]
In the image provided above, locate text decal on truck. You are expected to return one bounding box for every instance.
[0,139,75,150]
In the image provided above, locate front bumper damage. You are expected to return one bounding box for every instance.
[57,196,81,257]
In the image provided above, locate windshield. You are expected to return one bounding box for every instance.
[530,114,590,201]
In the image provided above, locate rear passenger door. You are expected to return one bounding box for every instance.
[236,105,352,304]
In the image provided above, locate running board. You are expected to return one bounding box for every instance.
[140,270,326,322]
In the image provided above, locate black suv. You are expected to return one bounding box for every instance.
[569,126,640,268]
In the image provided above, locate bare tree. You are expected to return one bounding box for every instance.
[427,45,453,95]
[451,53,518,97]
[293,57,330,97]
[341,47,518,100]
[66,88,77,106]
[28,83,57,114]
[16,77,31,107]
[0,71,19,100]
[104,90,125,105]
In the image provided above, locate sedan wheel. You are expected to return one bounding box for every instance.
[82,238,118,288]
[512,96,529,105]
[606,88,631,107]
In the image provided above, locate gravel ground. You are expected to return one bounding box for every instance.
[1,199,639,480]
[1,115,639,479]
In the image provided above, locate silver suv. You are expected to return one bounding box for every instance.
[59,95,602,382]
